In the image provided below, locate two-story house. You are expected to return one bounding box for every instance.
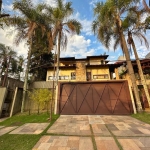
[43,55,136,115]
[46,55,122,82]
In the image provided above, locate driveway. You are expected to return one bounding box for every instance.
[33,115,150,150]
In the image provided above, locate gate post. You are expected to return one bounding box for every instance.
[0,87,7,117]
[54,85,58,114]
[10,87,18,117]
[129,85,137,114]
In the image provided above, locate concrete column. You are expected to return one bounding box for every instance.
[54,85,58,114]
[0,87,7,117]
[129,85,137,114]
[10,87,18,117]
[115,68,119,80]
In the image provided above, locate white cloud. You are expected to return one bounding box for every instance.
[59,35,95,58]
[70,12,93,36]
[0,28,28,57]
[89,0,98,7]
[129,31,150,59]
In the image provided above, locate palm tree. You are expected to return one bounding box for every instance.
[42,0,82,120]
[0,43,17,86]
[3,0,54,112]
[142,0,150,12]
[0,0,9,18]
[92,0,143,112]
[123,7,150,108]
[110,6,150,108]
[43,0,82,82]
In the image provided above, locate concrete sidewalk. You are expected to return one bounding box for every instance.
[33,115,150,150]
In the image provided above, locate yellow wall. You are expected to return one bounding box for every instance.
[46,69,76,81]
[87,67,110,80]
[46,66,110,81]
[47,57,111,82]
[89,58,106,65]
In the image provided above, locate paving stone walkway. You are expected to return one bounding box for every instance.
[0,123,49,136]
[33,136,93,150]
[0,126,18,136]
[33,115,150,150]
[9,123,49,134]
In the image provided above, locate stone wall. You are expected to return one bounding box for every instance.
[76,61,86,81]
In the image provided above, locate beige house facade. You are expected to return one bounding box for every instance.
[46,55,121,82]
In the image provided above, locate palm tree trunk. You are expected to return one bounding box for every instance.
[56,31,61,85]
[0,0,9,18]
[131,39,150,108]
[49,51,56,121]
[116,15,143,112]
[0,0,2,14]
[21,38,32,113]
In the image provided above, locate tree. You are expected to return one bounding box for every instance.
[42,0,82,120]
[0,0,9,18]
[0,43,17,86]
[3,0,54,112]
[29,28,53,81]
[43,0,82,82]
[108,6,150,108]
[142,0,150,12]
[123,7,150,108]
[92,0,143,112]
[28,89,52,114]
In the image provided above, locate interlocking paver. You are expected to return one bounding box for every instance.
[101,115,150,136]
[47,115,91,135]
[9,123,49,134]
[0,126,18,136]
[31,115,150,150]
[88,115,105,124]
[32,136,93,150]
[95,137,119,150]
[0,126,4,129]
[118,137,150,150]
[92,124,111,136]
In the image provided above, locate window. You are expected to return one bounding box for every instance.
[65,76,69,80]
[101,60,104,64]
[48,76,58,80]
[93,74,109,79]
[71,72,76,80]
[59,75,69,80]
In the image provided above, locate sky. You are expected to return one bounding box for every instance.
[1,0,150,62]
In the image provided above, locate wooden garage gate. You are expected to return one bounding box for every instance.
[57,81,133,115]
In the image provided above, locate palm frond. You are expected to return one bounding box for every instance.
[65,19,82,34]
[92,20,99,35]
[113,36,120,51]
[64,2,73,17]
[142,0,150,13]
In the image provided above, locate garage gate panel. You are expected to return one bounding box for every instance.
[57,81,133,115]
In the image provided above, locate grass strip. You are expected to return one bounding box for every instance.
[0,112,55,126]
[0,113,60,150]
[90,124,97,150]
[105,124,123,150]
[131,112,150,124]
[0,134,41,150]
